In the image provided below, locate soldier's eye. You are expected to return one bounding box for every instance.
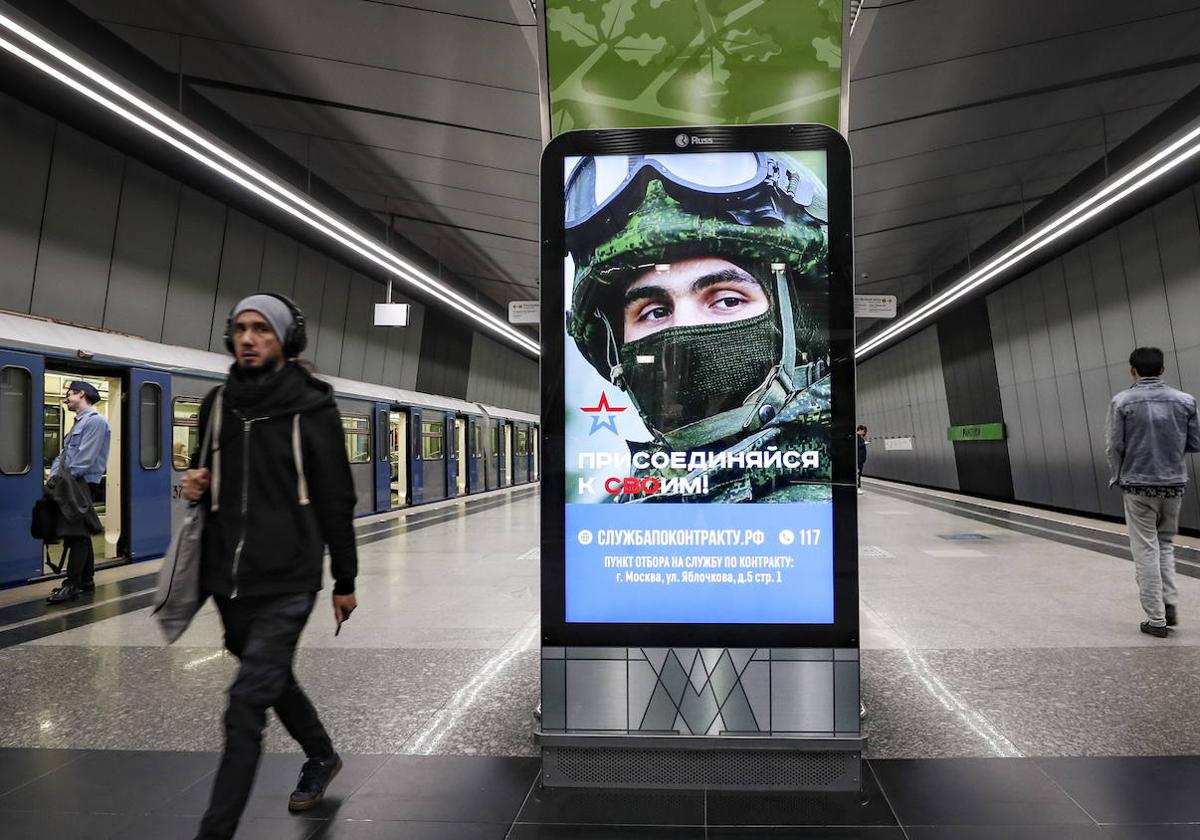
[637,304,671,322]
[712,293,747,309]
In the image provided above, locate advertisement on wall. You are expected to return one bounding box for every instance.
[543,126,854,638]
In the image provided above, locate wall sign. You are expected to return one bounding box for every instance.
[947,422,1006,442]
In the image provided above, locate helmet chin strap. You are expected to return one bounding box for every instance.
[599,308,627,390]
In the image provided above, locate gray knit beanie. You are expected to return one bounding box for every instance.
[231,294,294,348]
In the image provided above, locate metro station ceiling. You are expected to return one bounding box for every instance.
[68,0,542,313]
[848,0,1200,331]
[63,0,1200,331]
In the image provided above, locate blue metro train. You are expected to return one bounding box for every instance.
[0,311,539,588]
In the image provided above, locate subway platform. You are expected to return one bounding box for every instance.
[1,482,1200,837]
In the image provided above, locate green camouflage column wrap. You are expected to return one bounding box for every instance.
[543,0,844,134]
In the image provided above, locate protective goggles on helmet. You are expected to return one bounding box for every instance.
[565,151,822,250]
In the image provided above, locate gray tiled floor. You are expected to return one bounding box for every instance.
[5,481,1200,769]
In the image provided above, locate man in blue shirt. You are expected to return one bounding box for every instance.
[1106,347,1200,637]
[46,380,111,604]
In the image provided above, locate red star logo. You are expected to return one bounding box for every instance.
[581,393,626,414]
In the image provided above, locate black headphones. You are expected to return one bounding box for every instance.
[223,293,308,358]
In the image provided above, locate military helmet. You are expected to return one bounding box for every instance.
[565,151,829,380]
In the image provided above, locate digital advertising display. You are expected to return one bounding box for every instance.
[541,125,857,647]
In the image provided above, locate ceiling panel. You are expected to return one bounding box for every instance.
[848,0,1200,321]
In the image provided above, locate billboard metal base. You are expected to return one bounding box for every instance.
[537,733,865,791]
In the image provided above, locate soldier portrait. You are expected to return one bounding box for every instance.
[564,151,832,504]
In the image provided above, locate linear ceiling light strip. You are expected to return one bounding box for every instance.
[0,12,540,356]
[856,120,1200,359]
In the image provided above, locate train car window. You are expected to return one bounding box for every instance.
[472,422,482,455]
[378,410,389,462]
[139,383,162,469]
[516,426,528,456]
[421,420,444,460]
[172,397,202,471]
[342,415,371,463]
[43,403,63,470]
[0,366,32,474]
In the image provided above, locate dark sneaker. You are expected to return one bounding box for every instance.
[1166,603,1178,627]
[1141,621,1169,638]
[46,582,79,604]
[288,754,341,812]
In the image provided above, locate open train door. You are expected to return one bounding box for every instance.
[127,369,171,561]
[0,350,44,584]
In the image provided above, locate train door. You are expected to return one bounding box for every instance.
[513,424,528,484]
[0,350,44,585]
[374,404,390,513]
[492,422,506,489]
[420,410,447,501]
[489,419,501,491]
[409,407,424,505]
[445,413,458,498]
[128,369,171,561]
[390,409,409,508]
[468,416,483,493]
[503,422,514,487]
[42,369,124,572]
[454,417,467,496]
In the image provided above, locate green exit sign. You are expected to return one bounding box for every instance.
[947,423,1006,442]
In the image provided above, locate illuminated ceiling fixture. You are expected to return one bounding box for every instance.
[855,117,1200,360]
[0,11,541,357]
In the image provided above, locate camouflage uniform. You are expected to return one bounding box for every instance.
[567,155,832,504]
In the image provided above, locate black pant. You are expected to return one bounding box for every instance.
[196,592,333,840]
[63,482,101,587]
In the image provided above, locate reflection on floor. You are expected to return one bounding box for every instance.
[3,480,1200,836]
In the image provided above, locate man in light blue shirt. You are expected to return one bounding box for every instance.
[46,380,111,604]
[1106,347,1200,637]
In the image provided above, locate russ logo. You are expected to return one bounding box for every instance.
[580,392,625,435]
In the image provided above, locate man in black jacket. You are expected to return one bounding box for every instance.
[182,293,358,840]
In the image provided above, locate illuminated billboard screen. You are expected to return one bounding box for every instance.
[541,126,856,646]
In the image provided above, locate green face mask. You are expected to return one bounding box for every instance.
[619,312,779,435]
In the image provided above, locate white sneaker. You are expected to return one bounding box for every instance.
[857,488,865,495]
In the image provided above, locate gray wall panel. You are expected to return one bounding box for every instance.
[163,187,226,349]
[1089,230,1136,376]
[103,161,179,339]
[1120,210,1180,380]
[361,284,389,385]
[258,229,298,297]
[857,326,956,487]
[30,127,122,324]
[400,304,426,391]
[315,264,351,375]
[0,99,53,311]
[1155,190,1200,529]
[1175,345,1200,530]
[209,211,266,352]
[338,274,374,382]
[988,293,1015,388]
[466,333,539,415]
[1020,273,1055,504]
[1159,190,1200,351]
[381,310,409,389]
[291,246,327,354]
